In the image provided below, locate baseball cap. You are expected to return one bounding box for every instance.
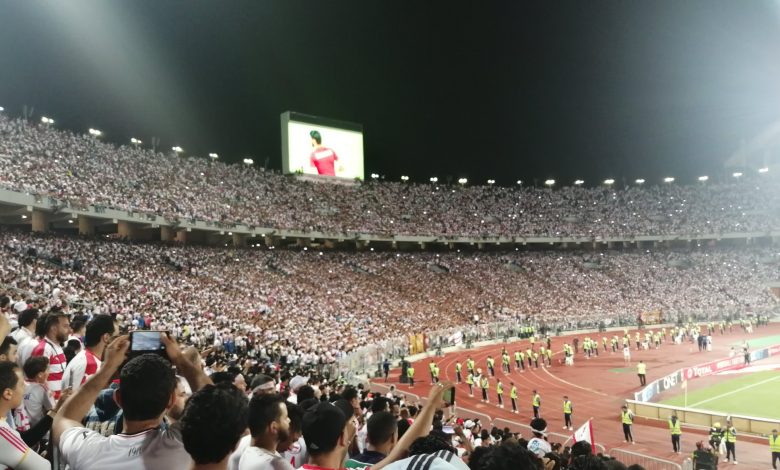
[302,399,354,453]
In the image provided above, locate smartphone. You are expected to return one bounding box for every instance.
[443,387,455,406]
[129,331,167,355]
[443,425,455,434]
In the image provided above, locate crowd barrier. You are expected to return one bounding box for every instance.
[627,400,780,436]
[608,449,683,470]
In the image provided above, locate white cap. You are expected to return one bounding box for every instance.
[13,301,27,313]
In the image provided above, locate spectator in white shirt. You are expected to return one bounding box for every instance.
[179,382,249,470]
[52,334,212,470]
[238,393,293,470]
[21,356,53,427]
[0,361,49,469]
[9,309,37,347]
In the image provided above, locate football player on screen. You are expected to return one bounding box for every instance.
[309,130,343,176]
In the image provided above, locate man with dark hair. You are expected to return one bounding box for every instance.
[10,308,38,346]
[309,130,339,177]
[470,440,542,470]
[180,383,249,470]
[0,337,17,363]
[280,403,307,468]
[239,393,292,470]
[0,361,50,469]
[346,411,397,467]
[62,314,117,391]
[29,312,69,399]
[53,334,212,468]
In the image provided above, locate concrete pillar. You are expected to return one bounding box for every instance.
[161,226,175,242]
[78,216,96,236]
[232,233,246,247]
[264,236,276,247]
[175,230,188,244]
[607,241,615,249]
[117,221,139,239]
[477,242,483,250]
[420,242,427,250]
[31,210,48,233]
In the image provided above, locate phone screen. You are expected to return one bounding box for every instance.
[131,331,163,351]
[443,425,455,434]
[443,387,455,406]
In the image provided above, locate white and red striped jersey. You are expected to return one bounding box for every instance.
[62,349,101,392]
[30,339,66,400]
[0,419,49,469]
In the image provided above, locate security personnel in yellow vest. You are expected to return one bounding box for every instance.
[602,337,608,352]
[466,372,474,397]
[532,390,541,418]
[432,365,440,384]
[496,379,504,408]
[637,360,647,386]
[510,383,518,414]
[526,348,533,367]
[514,350,523,370]
[455,361,462,383]
[545,348,553,367]
[407,365,415,387]
[669,412,682,453]
[487,356,496,376]
[502,352,511,373]
[769,428,780,470]
[480,375,490,403]
[467,357,475,375]
[621,405,635,444]
[533,351,540,369]
[724,420,737,464]
[563,396,573,430]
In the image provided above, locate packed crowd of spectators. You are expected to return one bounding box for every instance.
[1,230,777,364]
[1,115,779,238]
[0,313,650,470]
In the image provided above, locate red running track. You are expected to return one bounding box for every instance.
[372,323,780,468]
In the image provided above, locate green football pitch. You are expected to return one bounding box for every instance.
[660,370,780,419]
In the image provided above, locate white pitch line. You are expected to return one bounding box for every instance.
[688,374,780,408]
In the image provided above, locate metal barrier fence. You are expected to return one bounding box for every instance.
[608,449,683,470]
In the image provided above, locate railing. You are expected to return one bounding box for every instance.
[608,448,683,470]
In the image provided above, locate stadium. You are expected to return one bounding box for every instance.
[1,2,780,470]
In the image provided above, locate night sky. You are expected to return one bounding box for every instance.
[1,1,779,186]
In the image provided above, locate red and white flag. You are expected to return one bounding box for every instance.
[572,419,596,453]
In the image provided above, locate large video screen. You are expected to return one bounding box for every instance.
[281,111,364,180]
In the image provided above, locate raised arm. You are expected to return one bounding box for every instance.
[53,336,129,444]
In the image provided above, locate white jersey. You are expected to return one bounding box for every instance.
[0,419,49,470]
[228,434,251,470]
[239,446,294,470]
[58,425,192,470]
[527,437,552,458]
[281,437,307,469]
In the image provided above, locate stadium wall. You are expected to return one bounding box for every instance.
[628,344,780,435]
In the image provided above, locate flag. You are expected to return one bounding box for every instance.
[572,419,596,454]
[681,379,687,389]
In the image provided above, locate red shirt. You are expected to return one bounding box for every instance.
[310,147,339,176]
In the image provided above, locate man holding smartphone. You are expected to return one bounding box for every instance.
[53,332,213,469]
